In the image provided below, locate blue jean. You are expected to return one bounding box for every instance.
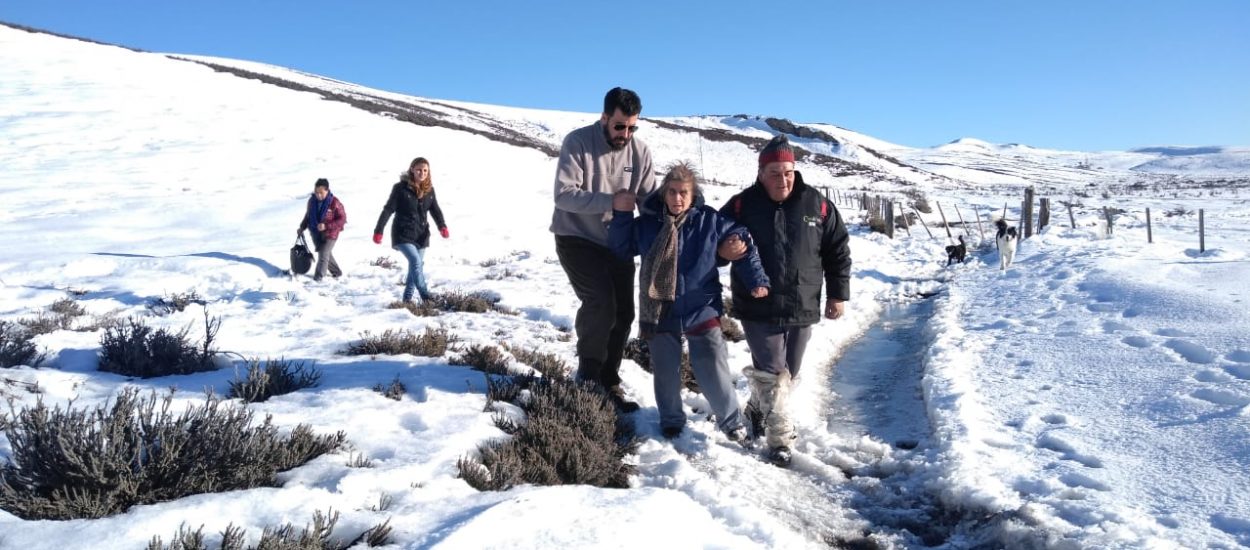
[393,243,430,301]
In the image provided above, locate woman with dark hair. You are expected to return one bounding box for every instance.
[373,157,449,303]
[298,178,346,281]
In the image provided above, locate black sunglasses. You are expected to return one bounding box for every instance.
[612,123,639,133]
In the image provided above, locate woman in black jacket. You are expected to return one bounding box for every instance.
[373,157,449,303]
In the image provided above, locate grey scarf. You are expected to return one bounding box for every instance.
[639,209,687,327]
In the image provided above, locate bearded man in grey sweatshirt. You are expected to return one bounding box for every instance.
[550,87,656,412]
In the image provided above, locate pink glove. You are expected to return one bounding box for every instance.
[372,233,383,244]
[440,227,450,239]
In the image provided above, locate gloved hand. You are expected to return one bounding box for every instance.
[373,233,383,244]
[440,227,450,239]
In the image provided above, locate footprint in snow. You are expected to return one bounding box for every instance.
[1190,388,1250,407]
[1059,472,1111,491]
[1226,350,1250,364]
[1121,335,1153,349]
[1162,338,1216,364]
[1224,364,1250,381]
[1036,432,1105,468]
[1194,369,1234,383]
[1101,320,1134,333]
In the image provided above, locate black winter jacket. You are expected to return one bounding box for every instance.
[719,172,851,326]
[374,179,446,248]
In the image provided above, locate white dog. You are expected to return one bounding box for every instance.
[995,219,1018,270]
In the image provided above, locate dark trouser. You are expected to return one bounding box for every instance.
[741,320,812,379]
[555,235,635,389]
[311,235,342,280]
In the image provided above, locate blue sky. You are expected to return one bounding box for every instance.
[3,1,1247,151]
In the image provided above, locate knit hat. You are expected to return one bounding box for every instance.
[314,178,330,189]
[758,135,795,167]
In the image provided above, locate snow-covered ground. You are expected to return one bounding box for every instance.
[2,24,1249,549]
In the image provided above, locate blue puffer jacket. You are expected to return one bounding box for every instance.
[609,191,770,334]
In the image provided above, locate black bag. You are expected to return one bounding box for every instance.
[290,234,314,275]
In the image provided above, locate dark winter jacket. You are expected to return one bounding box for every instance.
[719,171,851,326]
[374,177,446,248]
[299,193,347,241]
[609,191,770,334]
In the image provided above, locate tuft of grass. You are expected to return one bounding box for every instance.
[343,327,454,357]
[227,358,321,403]
[371,376,406,401]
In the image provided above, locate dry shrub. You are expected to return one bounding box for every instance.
[0,388,345,520]
[502,344,570,380]
[387,300,439,317]
[97,313,221,378]
[452,344,511,375]
[343,327,453,357]
[458,378,637,490]
[372,376,406,401]
[0,320,43,368]
[228,358,321,403]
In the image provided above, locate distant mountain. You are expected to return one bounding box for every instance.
[5,21,1247,197]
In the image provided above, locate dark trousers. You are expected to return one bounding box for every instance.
[555,235,636,389]
[741,320,812,379]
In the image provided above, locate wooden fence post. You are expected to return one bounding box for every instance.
[1103,206,1114,236]
[1199,209,1205,252]
[1038,198,1051,232]
[885,200,895,239]
[973,205,986,241]
[1022,187,1035,239]
[897,203,911,237]
[1146,207,1152,244]
[954,205,970,238]
[913,208,935,240]
[1067,203,1076,228]
[936,202,954,242]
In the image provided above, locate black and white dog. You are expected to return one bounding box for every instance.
[995,219,1018,270]
[945,235,967,266]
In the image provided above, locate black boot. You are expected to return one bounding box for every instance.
[607,385,640,413]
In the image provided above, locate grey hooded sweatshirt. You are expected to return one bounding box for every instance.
[549,120,656,246]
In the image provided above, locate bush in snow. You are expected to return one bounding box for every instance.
[0,320,43,369]
[227,358,321,404]
[343,327,453,357]
[372,376,406,401]
[451,343,510,375]
[97,312,221,378]
[147,512,394,550]
[457,377,637,490]
[502,343,570,380]
[0,388,345,520]
[148,289,206,316]
[427,289,514,315]
[387,299,439,317]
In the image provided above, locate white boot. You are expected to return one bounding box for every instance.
[744,366,796,452]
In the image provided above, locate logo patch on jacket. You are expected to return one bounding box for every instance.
[623,166,633,173]
[803,215,821,227]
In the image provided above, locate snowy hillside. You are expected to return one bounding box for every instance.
[3,23,1250,549]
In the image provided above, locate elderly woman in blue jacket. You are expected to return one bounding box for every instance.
[609,160,769,443]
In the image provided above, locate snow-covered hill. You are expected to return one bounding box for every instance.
[3,22,1250,549]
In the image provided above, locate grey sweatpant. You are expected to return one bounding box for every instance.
[312,236,342,280]
[648,326,744,434]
